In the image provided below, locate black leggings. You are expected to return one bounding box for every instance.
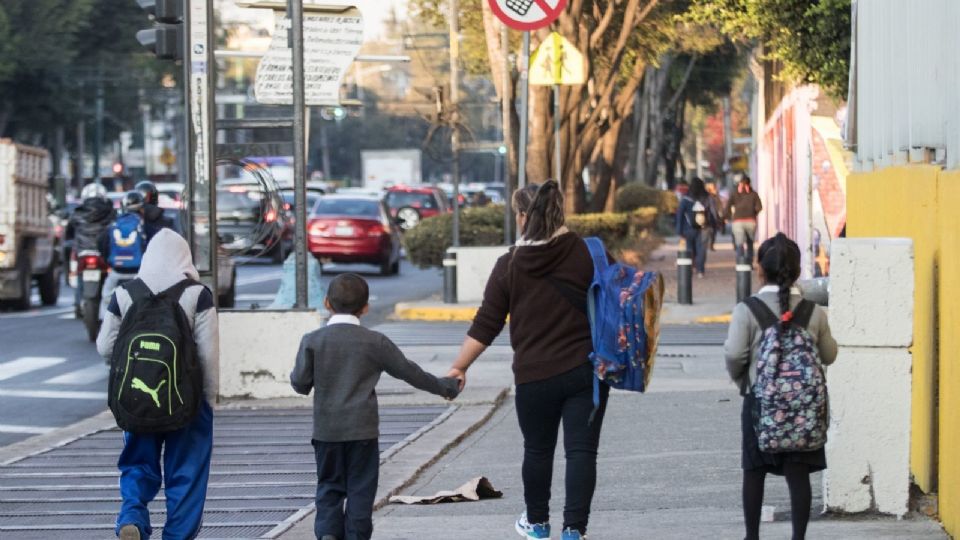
[743,463,812,540]
[515,363,610,534]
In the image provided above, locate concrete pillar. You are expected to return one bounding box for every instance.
[449,246,510,303]
[824,238,914,517]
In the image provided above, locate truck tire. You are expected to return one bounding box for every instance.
[38,257,61,306]
[9,252,32,311]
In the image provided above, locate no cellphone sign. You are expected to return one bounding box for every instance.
[488,0,567,31]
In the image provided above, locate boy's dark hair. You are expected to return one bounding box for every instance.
[326,273,369,314]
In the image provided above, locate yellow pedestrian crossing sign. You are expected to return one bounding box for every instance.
[529,32,586,86]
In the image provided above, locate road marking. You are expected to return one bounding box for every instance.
[0,424,56,435]
[0,307,74,320]
[236,272,284,287]
[0,357,67,382]
[0,389,106,400]
[44,364,108,386]
[235,293,278,302]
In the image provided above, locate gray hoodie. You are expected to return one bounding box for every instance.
[96,229,220,403]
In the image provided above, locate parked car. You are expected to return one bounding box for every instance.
[155,182,187,209]
[216,184,287,263]
[307,195,402,276]
[384,185,450,230]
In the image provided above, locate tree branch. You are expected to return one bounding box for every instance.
[666,55,697,111]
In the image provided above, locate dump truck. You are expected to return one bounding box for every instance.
[0,139,61,310]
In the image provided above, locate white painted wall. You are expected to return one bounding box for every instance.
[824,238,914,517]
[449,246,510,303]
[218,310,326,399]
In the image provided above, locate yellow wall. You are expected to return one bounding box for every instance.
[938,172,960,535]
[847,166,940,493]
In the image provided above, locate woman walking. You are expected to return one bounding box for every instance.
[676,177,715,277]
[724,233,838,540]
[446,180,609,540]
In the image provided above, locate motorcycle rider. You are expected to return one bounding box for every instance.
[98,191,148,321]
[67,183,116,309]
[134,180,176,240]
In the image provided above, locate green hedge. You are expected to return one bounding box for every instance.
[405,205,660,268]
[615,183,678,215]
[404,206,505,268]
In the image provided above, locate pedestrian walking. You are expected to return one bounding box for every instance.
[705,181,725,251]
[723,233,838,540]
[96,229,220,540]
[676,177,715,277]
[727,175,763,261]
[446,180,610,540]
[290,273,459,540]
[98,191,148,320]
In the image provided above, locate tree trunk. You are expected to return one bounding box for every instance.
[527,85,551,185]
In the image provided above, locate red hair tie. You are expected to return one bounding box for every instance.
[781,311,794,323]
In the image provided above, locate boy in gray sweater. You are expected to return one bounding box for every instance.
[291,273,459,540]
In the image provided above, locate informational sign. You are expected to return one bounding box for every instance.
[488,0,567,31]
[254,9,364,105]
[529,32,585,85]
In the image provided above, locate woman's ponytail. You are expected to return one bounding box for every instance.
[518,179,565,242]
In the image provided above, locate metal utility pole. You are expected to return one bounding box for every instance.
[288,0,308,307]
[449,0,461,247]
[517,32,530,190]
[501,23,513,243]
[94,83,104,185]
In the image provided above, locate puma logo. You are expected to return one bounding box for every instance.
[140,340,161,352]
[131,377,166,408]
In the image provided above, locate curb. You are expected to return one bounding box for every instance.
[694,313,733,324]
[394,302,479,322]
[0,410,115,466]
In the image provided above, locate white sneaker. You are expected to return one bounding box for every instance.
[515,511,551,539]
[119,524,141,540]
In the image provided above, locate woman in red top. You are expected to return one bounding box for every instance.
[447,180,609,540]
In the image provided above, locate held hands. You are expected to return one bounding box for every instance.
[446,367,467,395]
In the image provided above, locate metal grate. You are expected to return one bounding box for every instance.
[0,405,448,537]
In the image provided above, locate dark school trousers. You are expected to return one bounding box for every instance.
[312,438,379,540]
[515,362,610,534]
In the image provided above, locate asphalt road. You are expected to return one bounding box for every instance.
[0,257,441,448]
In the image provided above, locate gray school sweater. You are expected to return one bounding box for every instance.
[290,320,459,442]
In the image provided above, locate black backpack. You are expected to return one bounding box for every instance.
[108,278,203,434]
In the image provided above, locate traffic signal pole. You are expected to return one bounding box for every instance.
[289,0,308,308]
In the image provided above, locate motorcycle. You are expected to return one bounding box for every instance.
[76,250,108,342]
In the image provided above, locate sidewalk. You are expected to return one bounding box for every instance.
[372,338,948,539]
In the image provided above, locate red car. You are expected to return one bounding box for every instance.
[307,195,402,275]
[384,185,450,230]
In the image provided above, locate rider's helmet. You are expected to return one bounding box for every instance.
[122,191,145,213]
[80,182,108,201]
[134,180,159,206]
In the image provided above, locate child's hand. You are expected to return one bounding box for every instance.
[438,376,461,400]
[446,368,466,393]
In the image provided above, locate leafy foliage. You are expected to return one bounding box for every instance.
[615,184,678,214]
[690,0,851,99]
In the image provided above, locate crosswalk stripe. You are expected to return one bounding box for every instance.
[0,424,56,435]
[0,389,106,400]
[44,364,108,386]
[0,357,67,382]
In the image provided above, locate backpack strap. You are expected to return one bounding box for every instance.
[123,279,153,304]
[584,237,608,275]
[161,277,202,301]
[744,296,778,330]
[547,276,588,315]
[791,299,816,329]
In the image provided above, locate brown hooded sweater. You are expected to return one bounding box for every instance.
[467,231,596,384]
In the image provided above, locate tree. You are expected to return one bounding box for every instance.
[690,0,851,100]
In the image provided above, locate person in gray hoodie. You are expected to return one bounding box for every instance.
[97,228,219,540]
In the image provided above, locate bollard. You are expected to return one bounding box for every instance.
[677,246,693,305]
[443,250,458,304]
[736,256,752,303]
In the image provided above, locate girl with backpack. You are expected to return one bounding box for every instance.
[675,177,715,278]
[724,233,838,540]
[446,180,610,540]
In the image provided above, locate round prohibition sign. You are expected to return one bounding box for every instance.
[488,0,567,31]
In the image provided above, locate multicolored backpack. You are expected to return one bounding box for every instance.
[745,298,829,453]
[584,237,664,410]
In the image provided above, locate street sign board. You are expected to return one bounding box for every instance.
[529,32,585,85]
[254,8,364,105]
[488,0,567,31]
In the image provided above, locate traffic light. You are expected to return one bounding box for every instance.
[135,0,183,61]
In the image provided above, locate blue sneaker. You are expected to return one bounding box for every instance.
[561,528,587,540]
[515,511,551,539]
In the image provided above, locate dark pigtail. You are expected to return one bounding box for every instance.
[757,233,802,330]
[520,179,565,242]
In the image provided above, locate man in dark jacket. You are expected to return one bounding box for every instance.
[135,181,175,241]
[68,183,116,306]
[726,175,763,261]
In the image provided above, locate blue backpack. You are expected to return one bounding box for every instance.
[584,237,665,412]
[108,213,146,270]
